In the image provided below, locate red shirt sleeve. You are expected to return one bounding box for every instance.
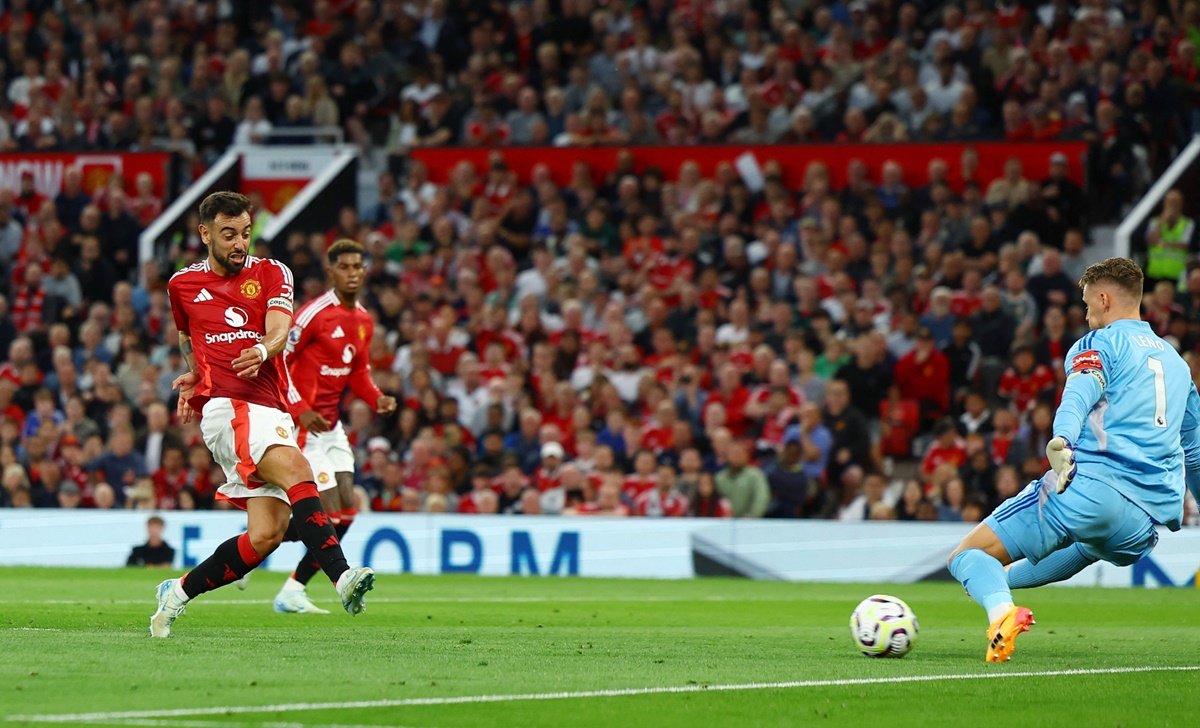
[283,308,317,418]
[263,259,295,317]
[167,277,190,334]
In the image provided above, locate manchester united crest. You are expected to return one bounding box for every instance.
[358,325,366,341]
[317,472,329,484]
[241,279,262,299]
[275,426,289,438]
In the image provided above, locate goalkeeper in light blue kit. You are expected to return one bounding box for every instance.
[947,257,1200,662]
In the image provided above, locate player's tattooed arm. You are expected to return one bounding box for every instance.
[180,334,196,372]
[233,309,292,378]
[172,333,201,423]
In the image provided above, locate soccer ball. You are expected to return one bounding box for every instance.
[850,594,919,658]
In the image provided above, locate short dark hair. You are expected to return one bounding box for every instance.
[327,238,365,265]
[198,191,252,226]
[1078,257,1144,300]
[147,516,165,527]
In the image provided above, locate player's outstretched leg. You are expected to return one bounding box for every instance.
[1007,543,1098,589]
[948,523,1035,662]
[257,447,373,615]
[276,474,356,614]
[275,508,343,615]
[150,503,280,637]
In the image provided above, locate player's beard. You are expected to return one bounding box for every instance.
[214,248,247,274]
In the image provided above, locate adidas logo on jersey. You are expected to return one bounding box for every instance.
[193,289,214,302]
[331,326,345,338]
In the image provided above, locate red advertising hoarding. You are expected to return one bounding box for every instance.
[410,141,1088,190]
[0,152,171,198]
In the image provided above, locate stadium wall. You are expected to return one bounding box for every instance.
[1,512,1196,588]
[409,141,1088,189]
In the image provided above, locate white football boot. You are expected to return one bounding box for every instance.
[273,586,331,614]
[149,579,187,638]
[335,567,375,615]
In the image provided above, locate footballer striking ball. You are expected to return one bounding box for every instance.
[850,594,919,658]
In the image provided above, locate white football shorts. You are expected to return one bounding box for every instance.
[295,420,355,492]
[201,397,298,509]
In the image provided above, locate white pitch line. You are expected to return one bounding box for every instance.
[0,595,813,606]
[8,627,62,632]
[84,720,425,728]
[11,665,1199,723]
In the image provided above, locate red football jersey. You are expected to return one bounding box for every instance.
[750,384,804,408]
[921,441,967,478]
[168,257,294,412]
[284,290,382,424]
[633,489,690,517]
[622,474,658,500]
[998,365,1056,414]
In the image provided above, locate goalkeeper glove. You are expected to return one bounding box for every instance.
[1046,436,1077,494]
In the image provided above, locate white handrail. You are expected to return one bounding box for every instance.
[234,126,345,146]
[1114,134,1200,259]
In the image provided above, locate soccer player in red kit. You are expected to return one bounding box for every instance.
[273,239,397,614]
[150,192,374,638]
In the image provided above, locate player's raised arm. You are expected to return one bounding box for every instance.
[233,307,291,379]
[234,259,294,379]
[1053,345,1108,444]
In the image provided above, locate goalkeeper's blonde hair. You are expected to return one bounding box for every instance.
[1077,257,1144,301]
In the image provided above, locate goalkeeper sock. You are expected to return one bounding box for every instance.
[949,548,1014,624]
[1007,543,1098,589]
[180,534,264,600]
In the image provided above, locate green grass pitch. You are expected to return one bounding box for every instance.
[1,567,1198,727]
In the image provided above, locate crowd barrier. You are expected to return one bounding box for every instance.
[410,141,1089,189]
[2,512,1195,588]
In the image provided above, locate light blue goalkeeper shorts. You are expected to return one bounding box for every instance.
[985,471,1159,567]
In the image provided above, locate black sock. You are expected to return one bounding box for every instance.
[294,522,350,585]
[182,534,263,599]
[282,519,301,542]
[287,482,349,583]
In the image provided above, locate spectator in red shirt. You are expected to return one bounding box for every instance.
[998,345,1056,415]
[458,465,497,514]
[13,171,47,221]
[987,407,1031,468]
[463,103,511,147]
[571,476,631,516]
[151,446,189,510]
[893,327,951,428]
[640,400,678,454]
[534,441,566,492]
[129,173,164,227]
[921,417,968,478]
[622,450,659,500]
[703,364,752,437]
[634,465,690,517]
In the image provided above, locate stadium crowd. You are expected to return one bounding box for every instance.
[1,1,1200,523]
